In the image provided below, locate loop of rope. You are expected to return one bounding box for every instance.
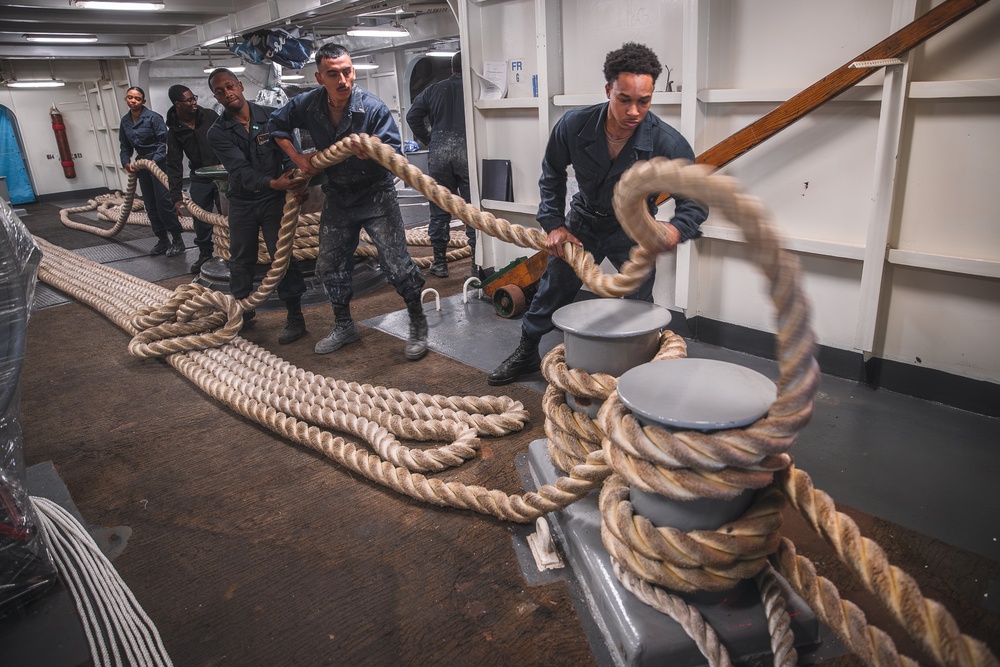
[127,283,242,359]
[779,465,999,667]
[599,474,785,593]
[611,557,735,667]
[585,159,820,661]
[774,537,921,667]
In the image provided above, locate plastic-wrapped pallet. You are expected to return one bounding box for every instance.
[0,197,59,617]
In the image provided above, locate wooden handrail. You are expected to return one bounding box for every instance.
[656,0,992,205]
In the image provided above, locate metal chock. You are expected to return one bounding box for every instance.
[526,516,565,571]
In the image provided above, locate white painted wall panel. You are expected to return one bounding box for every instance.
[911,0,1000,81]
[562,0,686,94]
[896,98,1000,262]
[695,239,864,350]
[706,0,894,89]
[695,240,776,334]
[705,104,881,246]
[880,267,1000,381]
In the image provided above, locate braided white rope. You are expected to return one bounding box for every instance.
[32,496,173,667]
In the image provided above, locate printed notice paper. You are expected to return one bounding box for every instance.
[473,60,507,100]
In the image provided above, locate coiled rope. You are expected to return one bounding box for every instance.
[59,159,470,267]
[45,144,998,667]
[34,234,606,523]
[585,159,995,667]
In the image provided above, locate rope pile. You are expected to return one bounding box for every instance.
[46,139,998,667]
[589,159,995,667]
[60,159,471,267]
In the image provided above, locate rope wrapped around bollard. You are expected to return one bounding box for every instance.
[43,141,997,667]
[588,159,996,667]
[540,331,687,473]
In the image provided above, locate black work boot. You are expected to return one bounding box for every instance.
[429,245,448,278]
[405,303,429,361]
[488,331,541,386]
[278,314,306,345]
[241,309,256,329]
[150,237,170,256]
[190,250,213,274]
[278,298,306,345]
[166,234,186,257]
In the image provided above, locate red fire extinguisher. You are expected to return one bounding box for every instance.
[50,105,76,179]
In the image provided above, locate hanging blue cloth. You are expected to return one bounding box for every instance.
[0,106,36,205]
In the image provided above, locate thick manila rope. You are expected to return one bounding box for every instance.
[96,201,196,233]
[540,331,688,472]
[59,178,141,238]
[599,474,785,593]
[33,235,617,522]
[598,160,996,667]
[62,160,470,269]
[779,465,999,667]
[308,133,658,298]
[592,159,814,664]
[775,538,920,667]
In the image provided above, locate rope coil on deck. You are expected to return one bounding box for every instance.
[48,142,999,667]
[62,158,471,268]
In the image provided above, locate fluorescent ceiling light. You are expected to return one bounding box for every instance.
[24,34,99,43]
[281,74,304,80]
[7,80,66,88]
[347,26,409,38]
[426,51,456,58]
[353,62,379,71]
[72,1,165,9]
[203,65,246,74]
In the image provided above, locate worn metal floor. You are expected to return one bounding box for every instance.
[371,293,1000,564]
[10,198,1000,665]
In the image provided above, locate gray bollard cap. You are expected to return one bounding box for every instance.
[552,299,672,376]
[618,358,776,431]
